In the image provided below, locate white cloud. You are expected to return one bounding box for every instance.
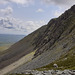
[0,17,46,35]
[0,6,13,16]
[0,0,9,5]
[41,0,75,8]
[36,8,44,13]
[0,0,34,6]
[54,11,62,17]
[11,0,34,5]
[54,8,63,17]
[41,0,75,17]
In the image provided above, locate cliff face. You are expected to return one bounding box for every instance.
[0,5,75,72]
[33,5,75,58]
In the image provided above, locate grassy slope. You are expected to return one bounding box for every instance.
[0,44,13,56]
[0,44,12,52]
[36,46,75,71]
[0,25,47,69]
[0,46,9,52]
[0,51,36,75]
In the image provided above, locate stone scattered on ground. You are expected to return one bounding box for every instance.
[9,70,75,75]
[53,64,58,68]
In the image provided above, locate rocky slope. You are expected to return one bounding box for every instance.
[34,5,75,58]
[0,5,75,74]
[10,5,75,73]
[9,70,75,75]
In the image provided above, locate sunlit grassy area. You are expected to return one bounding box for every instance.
[0,50,36,75]
[0,43,12,52]
[36,46,75,71]
[0,43,13,55]
[0,45,10,52]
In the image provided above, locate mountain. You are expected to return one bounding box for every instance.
[0,5,75,74]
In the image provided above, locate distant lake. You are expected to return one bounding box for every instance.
[0,34,25,47]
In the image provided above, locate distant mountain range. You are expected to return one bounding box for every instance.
[0,5,75,74]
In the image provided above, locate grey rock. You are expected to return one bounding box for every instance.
[9,70,75,75]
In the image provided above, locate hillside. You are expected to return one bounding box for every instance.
[10,5,75,73]
[0,25,47,69]
[36,46,75,71]
[0,5,75,74]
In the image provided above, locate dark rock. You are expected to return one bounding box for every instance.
[34,5,75,58]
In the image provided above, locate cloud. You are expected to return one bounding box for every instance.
[41,0,75,7]
[0,0,34,6]
[54,11,62,17]
[0,17,46,35]
[54,8,64,17]
[0,0,9,4]
[41,0,75,18]
[0,6,13,16]
[36,8,44,13]
[11,0,34,5]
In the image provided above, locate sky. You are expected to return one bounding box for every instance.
[0,0,75,35]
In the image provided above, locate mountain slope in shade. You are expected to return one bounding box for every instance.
[10,5,75,73]
[0,25,47,69]
[0,5,75,74]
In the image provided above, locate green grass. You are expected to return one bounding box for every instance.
[0,44,12,55]
[0,46,9,51]
[0,44,12,52]
[36,46,75,71]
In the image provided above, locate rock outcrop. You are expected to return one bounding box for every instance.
[33,5,75,58]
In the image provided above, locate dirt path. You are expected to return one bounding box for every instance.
[0,51,35,75]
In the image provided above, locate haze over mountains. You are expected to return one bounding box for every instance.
[0,5,75,75]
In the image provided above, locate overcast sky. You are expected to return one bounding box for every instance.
[0,0,75,35]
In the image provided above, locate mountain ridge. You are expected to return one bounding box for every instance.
[9,5,75,72]
[33,5,75,58]
[0,5,75,74]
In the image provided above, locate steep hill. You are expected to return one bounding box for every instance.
[36,46,75,71]
[0,25,47,69]
[10,5,75,73]
[0,5,75,74]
